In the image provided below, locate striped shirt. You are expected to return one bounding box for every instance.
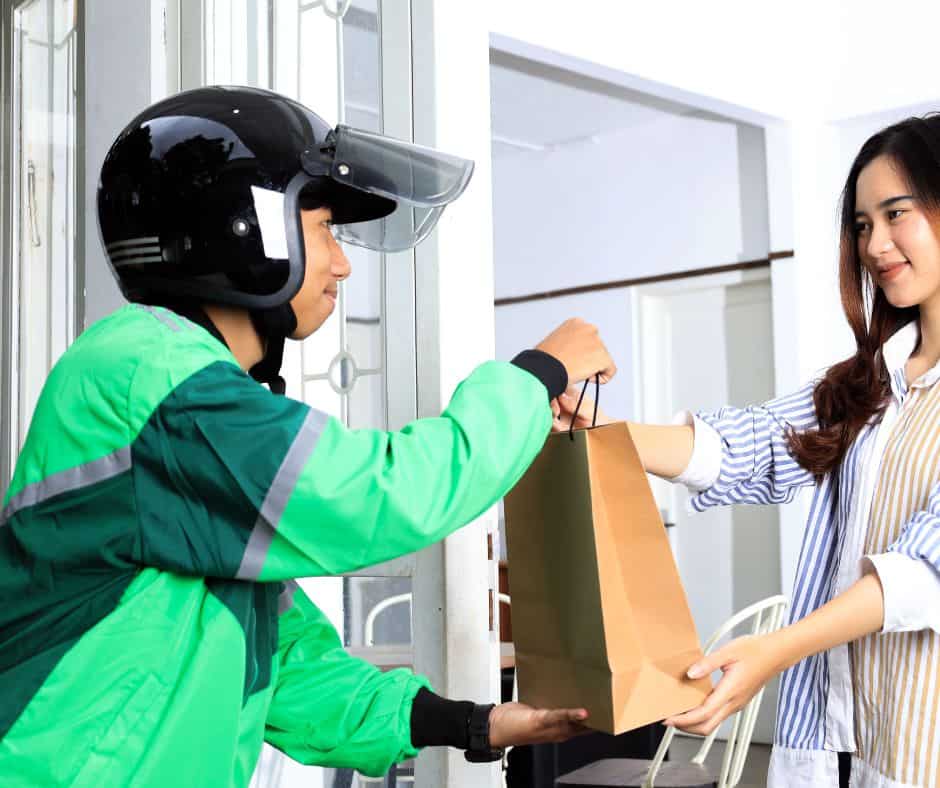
[679,320,940,787]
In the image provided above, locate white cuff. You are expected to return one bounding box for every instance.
[864,552,940,634]
[667,411,723,493]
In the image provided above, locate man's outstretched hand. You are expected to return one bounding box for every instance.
[488,702,592,748]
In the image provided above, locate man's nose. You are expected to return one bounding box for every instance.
[332,240,352,281]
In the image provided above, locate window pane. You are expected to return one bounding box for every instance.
[301,377,342,419]
[203,0,269,86]
[302,576,413,654]
[342,0,380,133]
[11,0,79,450]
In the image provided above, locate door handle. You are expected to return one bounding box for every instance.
[27,159,41,248]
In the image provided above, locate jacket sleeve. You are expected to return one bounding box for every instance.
[679,382,820,511]
[264,582,428,775]
[864,480,940,634]
[130,358,551,580]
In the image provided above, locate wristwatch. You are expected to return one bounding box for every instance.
[463,703,504,763]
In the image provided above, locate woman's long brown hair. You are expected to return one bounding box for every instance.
[785,116,940,476]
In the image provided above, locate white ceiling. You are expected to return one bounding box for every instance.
[489,52,695,157]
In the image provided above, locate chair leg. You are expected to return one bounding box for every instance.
[717,712,743,788]
[729,687,765,787]
[642,725,678,788]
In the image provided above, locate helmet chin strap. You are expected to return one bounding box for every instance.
[249,304,298,395]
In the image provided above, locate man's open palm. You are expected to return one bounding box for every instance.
[488,702,592,748]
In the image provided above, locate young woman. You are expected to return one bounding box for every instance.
[558,116,940,788]
[0,87,613,786]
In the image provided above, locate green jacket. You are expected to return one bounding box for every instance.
[0,305,551,786]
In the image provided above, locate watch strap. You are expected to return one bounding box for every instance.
[463,703,503,763]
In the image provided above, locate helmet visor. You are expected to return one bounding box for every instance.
[333,205,443,253]
[324,125,474,252]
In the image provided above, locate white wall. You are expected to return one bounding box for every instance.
[492,94,773,432]
[496,289,635,419]
[492,109,757,429]
[823,7,940,121]
[837,101,940,181]
[493,113,744,299]
[489,1,940,124]
[489,1,799,119]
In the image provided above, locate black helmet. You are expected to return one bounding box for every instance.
[97,86,473,391]
[97,85,473,309]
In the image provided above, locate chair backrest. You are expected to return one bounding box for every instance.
[363,593,412,647]
[365,593,511,647]
[643,595,789,788]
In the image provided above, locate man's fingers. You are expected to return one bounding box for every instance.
[536,708,589,727]
[557,390,597,419]
[531,708,591,743]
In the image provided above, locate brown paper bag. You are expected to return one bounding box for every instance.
[503,421,711,734]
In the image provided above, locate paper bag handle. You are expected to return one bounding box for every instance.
[569,375,600,441]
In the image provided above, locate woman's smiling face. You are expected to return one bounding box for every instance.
[855,154,940,309]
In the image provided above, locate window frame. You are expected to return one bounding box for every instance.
[0,0,85,491]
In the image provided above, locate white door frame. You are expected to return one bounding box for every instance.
[412,2,502,784]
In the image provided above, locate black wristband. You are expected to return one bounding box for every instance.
[511,349,568,400]
[410,687,473,749]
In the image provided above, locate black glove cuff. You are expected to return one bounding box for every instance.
[511,349,568,399]
[410,687,473,749]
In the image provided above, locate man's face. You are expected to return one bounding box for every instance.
[289,207,351,339]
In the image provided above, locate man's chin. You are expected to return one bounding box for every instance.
[290,311,332,340]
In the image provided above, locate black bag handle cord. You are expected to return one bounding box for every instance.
[568,375,600,441]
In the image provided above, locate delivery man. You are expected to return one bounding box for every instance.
[0,86,614,786]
